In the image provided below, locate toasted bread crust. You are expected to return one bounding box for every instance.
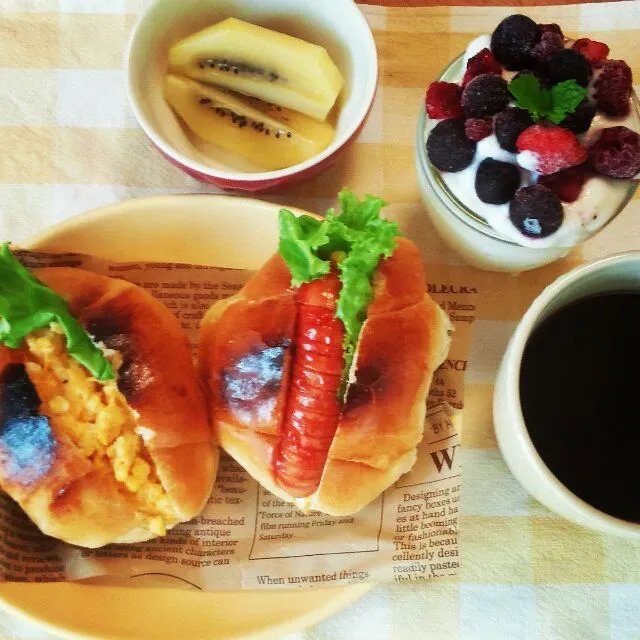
[0,268,217,547]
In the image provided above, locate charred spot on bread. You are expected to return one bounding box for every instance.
[0,362,41,422]
[342,365,383,414]
[222,339,291,423]
[85,315,153,402]
[0,364,56,485]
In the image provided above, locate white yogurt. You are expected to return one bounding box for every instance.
[424,37,639,251]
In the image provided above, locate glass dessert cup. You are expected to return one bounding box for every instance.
[415,54,640,273]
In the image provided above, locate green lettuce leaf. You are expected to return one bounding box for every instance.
[0,244,113,380]
[278,189,399,386]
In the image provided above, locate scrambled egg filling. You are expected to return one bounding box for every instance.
[24,325,176,537]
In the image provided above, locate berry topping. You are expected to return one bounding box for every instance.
[427,119,477,172]
[541,49,592,87]
[509,184,564,238]
[516,124,588,175]
[461,74,510,118]
[425,81,464,119]
[537,23,563,39]
[495,107,533,152]
[465,117,493,141]
[491,14,538,70]
[594,60,633,117]
[589,126,640,179]
[532,31,564,63]
[538,164,589,203]
[475,158,522,204]
[572,38,610,66]
[558,98,596,135]
[462,48,502,86]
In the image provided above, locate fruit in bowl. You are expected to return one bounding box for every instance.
[126,0,378,191]
[418,14,640,271]
[164,18,343,171]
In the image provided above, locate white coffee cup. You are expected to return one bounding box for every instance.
[493,252,640,538]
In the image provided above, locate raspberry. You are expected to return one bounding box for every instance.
[509,185,564,238]
[462,48,502,86]
[425,81,464,120]
[475,158,521,204]
[594,60,633,117]
[426,119,477,172]
[537,23,564,39]
[538,165,590,203]
[572,38,610,66]
[532,31,564,63]
[589,126,640,179]
[461,74,510,118]
[559,99,596,135]
[541,49,592,87]
[516,125,588,175]
[465,117,493,141]
[491,14,538,70]
[495,107,533,152]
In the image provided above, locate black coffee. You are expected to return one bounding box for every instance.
[519,292,640,522]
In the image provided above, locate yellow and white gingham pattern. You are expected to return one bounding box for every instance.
[1,1,640,638]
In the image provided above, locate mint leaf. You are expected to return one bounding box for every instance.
[547,80,589,123]
[0,244,114,380]
[508,74,550,122]
[278,190,399,388]
[509,75,588,125]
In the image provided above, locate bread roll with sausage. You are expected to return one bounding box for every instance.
[199,193,451,515]
[0,263,217,548]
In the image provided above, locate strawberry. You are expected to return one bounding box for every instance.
[462,48,502,86]
[572,38,610,66]
[425,82,463,119]
[516,125,588,175]
[538,164,589,203]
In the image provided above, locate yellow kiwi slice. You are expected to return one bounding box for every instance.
[168,17,344,121]
[164,75,336,171]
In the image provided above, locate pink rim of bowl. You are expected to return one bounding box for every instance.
[126,0,379,192]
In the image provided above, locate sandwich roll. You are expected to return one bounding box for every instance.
[0,248,217,548]
[200,191,452,515]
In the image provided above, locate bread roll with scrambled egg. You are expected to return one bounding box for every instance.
[0,268,217,548]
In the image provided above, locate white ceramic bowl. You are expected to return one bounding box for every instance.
[493,252,640,538]
[126,0,378,191]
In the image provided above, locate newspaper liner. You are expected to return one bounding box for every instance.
[0,250,476,590]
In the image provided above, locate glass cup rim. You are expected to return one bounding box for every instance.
[416,53,640,248]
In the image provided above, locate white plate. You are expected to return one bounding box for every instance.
[0,194,372,640]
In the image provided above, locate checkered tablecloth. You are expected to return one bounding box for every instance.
[1,1,640,638]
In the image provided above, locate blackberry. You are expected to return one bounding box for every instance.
[426,119,476,172]
[537,23,563,39]
[509,184,563,238]
[589,126,640,179]
[559,99,596,135]
[461,74,510,118]
[475,158,521,204]
[541,49,592,87]
[495,108,533,152]
[490,14,538,70]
